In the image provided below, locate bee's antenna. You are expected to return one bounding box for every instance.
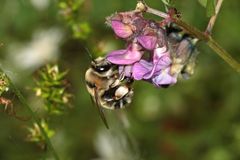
[84,47,96,63]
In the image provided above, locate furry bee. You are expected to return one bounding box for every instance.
[85,57,134,128]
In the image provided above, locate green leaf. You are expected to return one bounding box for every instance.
[199,0,216,17]
[206,0,216,17]
[56,70,68,81]
[198,0,208,7]
[161,0,170,6]
[161,0,174,7]
[72,22,91,39]
[72,0,85,11]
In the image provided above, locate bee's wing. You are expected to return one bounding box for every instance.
[92,88,109,129]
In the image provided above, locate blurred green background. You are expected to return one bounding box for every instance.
[0,0,240,160]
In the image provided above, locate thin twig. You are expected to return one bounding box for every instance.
[0,68,60,160]
[205,0,224,34]
[136,1,240,73]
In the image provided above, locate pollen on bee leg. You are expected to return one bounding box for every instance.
[115,86,129,99]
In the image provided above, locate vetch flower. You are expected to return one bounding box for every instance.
[119,65,133,78]
[107,42,143,65]
[107,11,146,38]
[152,67,177,86]
[111,20,133,38]
[132,58,176,86]
[141,46,171,79]
[105,9,199,88]
[132,60,153,80]
[137,35,157,50]
[153,46,170,65]
[132,53,171,80]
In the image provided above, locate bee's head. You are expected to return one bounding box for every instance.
[91,57,115,73]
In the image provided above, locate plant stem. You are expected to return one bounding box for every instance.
[207,37,240,72]
[205,0,224,34]
[0,68,60,160]
[136,1,240,73]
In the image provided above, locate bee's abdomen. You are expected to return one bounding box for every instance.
[101,85,133,110]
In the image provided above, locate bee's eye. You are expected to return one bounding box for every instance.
[95,64,111,73]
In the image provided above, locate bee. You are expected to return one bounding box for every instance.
[85,57,134,128]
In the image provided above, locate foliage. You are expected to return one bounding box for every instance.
[199,0,217,17]
[161,0,174,8]
[34,65,71,114]
[58,0,91,39]
[26,119,55,149]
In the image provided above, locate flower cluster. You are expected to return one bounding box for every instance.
[0,72,10,96]
[106,11,198,87]
[26,119,55,149]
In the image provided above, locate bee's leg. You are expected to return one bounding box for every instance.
[125,77,134,85]
[118,71,125,81]
[117,65,127,82]
[110,79,121,88]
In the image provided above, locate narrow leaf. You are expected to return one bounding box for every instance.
[206,0,216,17]
[198,0,208,7]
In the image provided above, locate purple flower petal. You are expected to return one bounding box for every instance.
[156,54,172,67]
[137,35,157,50]
[107,43,143,65]
[153,46,168,64]
[111,20,133,38]
[152,68,177,86]
[132,60,152,80]
[143,48,172,79]
[119,65,132,77]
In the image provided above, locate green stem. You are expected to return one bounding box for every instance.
[174,19,208,41]
[137,1,240,73]
[0,68,60,160]
[174,19,240,72]
[207,37,240,72]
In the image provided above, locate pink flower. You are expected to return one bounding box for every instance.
[105,11,199,88]
[152,67,177,86]
[119,65,132,77]
[137,35,157,50]
[132,60,152,80]
[107,42,143,65]
[153,46,169,64]
[111,20,133,38]
[132,59,177,86]
[142,46,171,79]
